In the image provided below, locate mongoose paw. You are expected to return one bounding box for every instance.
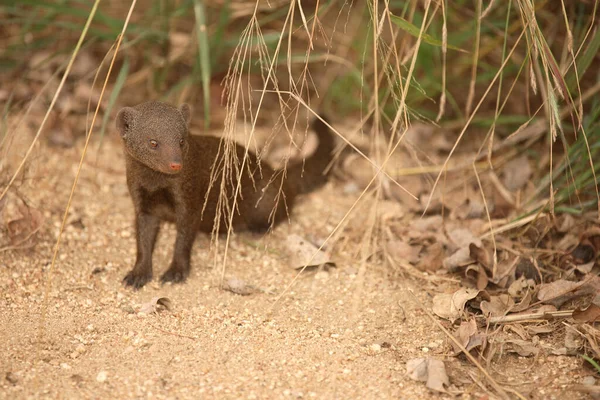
[160,266,189,284]
[123,269,153,289]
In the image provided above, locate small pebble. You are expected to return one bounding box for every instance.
[582,376,596,386]
[96,370,107,383]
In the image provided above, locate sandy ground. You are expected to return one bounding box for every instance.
[0,134,590,400]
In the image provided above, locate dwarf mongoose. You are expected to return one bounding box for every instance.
[116,101,334,288]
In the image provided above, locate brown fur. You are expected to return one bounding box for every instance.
[116,101,334,288]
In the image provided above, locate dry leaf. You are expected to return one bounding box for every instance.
[465,264,489,290]
[1,195,43,246]
[452,319,486,354]
[139,297,172,314]
[443,247,474,272]
[557,233,579,252]
[453,197,486,220]
[576,261,596,274]
[510,289,533,313]
[507,276,531,298]
[504,339,539,357]
[406,358,449,392]
[385,240,422,264]
[285,234,330,269]
[565,328,583,355]
[432,288,480,321]
[490,256,520,287]
[502,155,532,192]
[447,228,482,250]
[410,215,444,233]
[416,242,445,273]
[469,243,491,270]
[223,277,261,296]
[556,214,576,233]
[506,324,529,340]
[480,294,515,317]
[537,279,592,308]
[525,323,555,335]
[386,179,423,210]
[573,301,600,323]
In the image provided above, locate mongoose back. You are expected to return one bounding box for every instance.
[116,101,335,288]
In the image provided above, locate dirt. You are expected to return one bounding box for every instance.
[0,134,591,399]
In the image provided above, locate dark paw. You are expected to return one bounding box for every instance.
[160,266,189,284]
[123,269,152,289]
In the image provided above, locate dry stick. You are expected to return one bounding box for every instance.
[407,290,521,400]
[487,310,573,324]
[38,0,137,342]
[0,6,102,203]
[480,212,546,238]
[422,26,528,216]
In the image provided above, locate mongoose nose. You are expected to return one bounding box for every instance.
[170,162,182,171]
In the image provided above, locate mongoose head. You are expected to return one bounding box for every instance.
[116,101,191,175]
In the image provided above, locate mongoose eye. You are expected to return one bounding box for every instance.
[150,139,158,148]
[179,139,184,147]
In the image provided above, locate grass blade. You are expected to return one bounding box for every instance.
[389,13,465,52]
[98,57,130,149]
[193,0,211,130]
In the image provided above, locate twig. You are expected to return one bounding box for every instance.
[486,310,573,324]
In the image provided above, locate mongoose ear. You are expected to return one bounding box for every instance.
[179,103,192,126]
[116,107,138,139]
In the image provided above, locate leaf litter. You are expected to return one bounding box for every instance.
[285,233,334,271]
[222,277,263,296]
[406,357,450,393]
[138,297,172,314]
[372,147,600,396]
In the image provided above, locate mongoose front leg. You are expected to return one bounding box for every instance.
[123,212,160,289]
[160,215,197,284]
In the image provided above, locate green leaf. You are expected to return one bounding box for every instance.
[389,13,464,52]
